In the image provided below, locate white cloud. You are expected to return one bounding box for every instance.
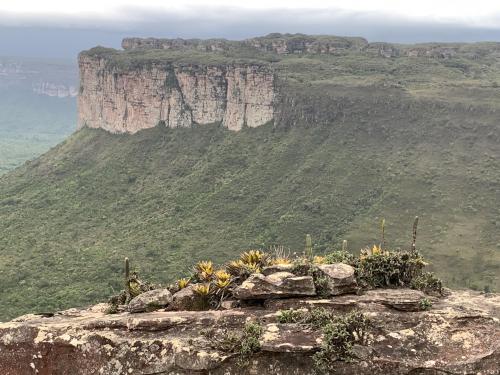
[1,0,500,28]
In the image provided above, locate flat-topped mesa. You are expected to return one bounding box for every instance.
[78,53,275,133]
[121,33,500,58]
[121,33,369,55]
[79,34,500,134]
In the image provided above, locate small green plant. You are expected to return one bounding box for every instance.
[277,308,306,323]
[312,311,370,374]
[237,322,263,367]
[324,250,356,265]
[240,250,270,267]
[419,297,432,310]
[358,250,426,288]
[195,261,214,281]
[411,272,443,296]
[177,278,190,289]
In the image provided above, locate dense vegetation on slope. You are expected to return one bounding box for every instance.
[0,88,75,174]
[0,95,498,319]
[0,55,77,174]
[1,36,500,320]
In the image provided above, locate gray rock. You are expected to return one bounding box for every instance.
[315,263,357,296]
[233,272,316,300]
[171,284,207,311]
[262,264,295,276]
[127,289,173,313]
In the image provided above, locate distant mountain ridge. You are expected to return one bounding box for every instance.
[0,56,77,98]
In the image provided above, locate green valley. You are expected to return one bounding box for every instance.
[0,35,499,320]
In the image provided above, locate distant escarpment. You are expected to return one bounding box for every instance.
[78,53,275,133]
[122,33,500,58]
[79,33,500,134]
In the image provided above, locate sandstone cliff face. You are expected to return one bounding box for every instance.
[0,289,499,375]
[78,55,275,133]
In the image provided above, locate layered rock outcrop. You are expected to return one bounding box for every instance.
[78,54,275,133]
[79,34,500,134]
[122,34,500,59]
[0,289,498,374]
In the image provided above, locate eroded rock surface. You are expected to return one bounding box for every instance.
[127,288,172,313]
[1,289,497,375]
[78,55,275,133]
[315,263,357,296]
[233,272,316,299]
[0,289,500,375]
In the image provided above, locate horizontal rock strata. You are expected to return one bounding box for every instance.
[0,289,498,375]
[78,55,275,133]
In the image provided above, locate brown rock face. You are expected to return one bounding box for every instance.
[78,55,275,133]
[0,290,498,375]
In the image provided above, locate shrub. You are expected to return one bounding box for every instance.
[357,250,426,288]
[277,308,370,373]
[177,278,190,289]
[419,297,432,310]
[324,250,357,265]
[203,321,263,367]
[277,308,306,323]
[411,272,443,296]
[312,311,370,373]
[237,322,263,367]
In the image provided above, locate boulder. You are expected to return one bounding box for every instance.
[314,263,357,296]
[171,284,207,311]
[127,289,172,313]
[233,272,316,300]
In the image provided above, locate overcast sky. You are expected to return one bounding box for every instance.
[1,0,500,59]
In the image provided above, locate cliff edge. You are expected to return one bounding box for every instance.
[1,289,498,374]
[78,50,275,133]
[77,33,500,134]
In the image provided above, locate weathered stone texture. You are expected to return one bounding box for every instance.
[233,272,316,299]
[0,290,498,374]
[127,288,172,313]
[78,55,275,133]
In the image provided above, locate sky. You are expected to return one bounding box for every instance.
[1,0,500,59]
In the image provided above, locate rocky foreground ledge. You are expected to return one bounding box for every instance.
[0,289,499,375]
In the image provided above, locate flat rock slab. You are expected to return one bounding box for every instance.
[127,288,173,313]
[262,264,295,276]
[260,323,320,352]
[233,272,316,300]
[0,289,498,375]
[264,288,428,312]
